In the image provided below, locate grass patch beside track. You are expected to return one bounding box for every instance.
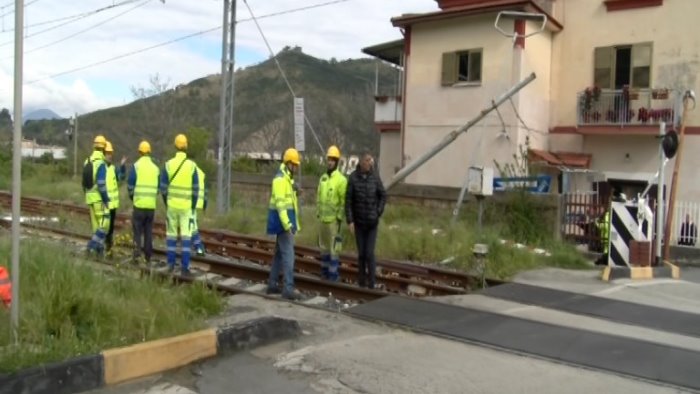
[0,238,224,373]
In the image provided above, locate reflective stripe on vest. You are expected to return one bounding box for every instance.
[85,151,106,205]
[134,156,159,209]
[196,167,205,209]
[107,164,120,209]
[166,152,196,210]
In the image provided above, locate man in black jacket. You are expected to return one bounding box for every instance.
[345,153,387,289]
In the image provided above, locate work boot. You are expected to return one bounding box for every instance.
[180,269,193,278]
[196,247,205,257]
[282,291,303,301]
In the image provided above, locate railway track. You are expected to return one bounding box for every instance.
[0,192,505,299]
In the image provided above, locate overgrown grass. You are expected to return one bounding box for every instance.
[206,199,591,280]
[0,238,224,373]
[2,160,592,281]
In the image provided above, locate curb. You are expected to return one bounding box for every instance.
[0,316,301,394]
[601,261,681,281]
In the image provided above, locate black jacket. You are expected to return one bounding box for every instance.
[345,166,387,228]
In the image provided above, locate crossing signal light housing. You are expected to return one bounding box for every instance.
[662,130,679,159]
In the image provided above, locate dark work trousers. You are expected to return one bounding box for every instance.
[132,208,155,262]
[355,224,378,289]
[105,209,117,251]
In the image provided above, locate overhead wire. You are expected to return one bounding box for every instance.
[23,0,152,55]
[0,0,143,36]
[241,0,330,153]
[0,0,41,19]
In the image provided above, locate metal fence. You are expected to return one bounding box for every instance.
[561,192,607,252]
[577,88,678,126]
[671,201,700,247]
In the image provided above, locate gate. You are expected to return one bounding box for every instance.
[561,192,607,252]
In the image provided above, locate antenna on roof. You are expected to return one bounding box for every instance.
[494,11,547,44]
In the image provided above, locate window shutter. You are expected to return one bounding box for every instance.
[468,50,482,82]
[593,46,614,89]
[631,43,652,88]
[441,52,457,86]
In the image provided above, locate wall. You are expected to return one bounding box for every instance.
[375,98,402,122]
[402,13,555,187]
[551,0,700,127]
[378,132,401,182]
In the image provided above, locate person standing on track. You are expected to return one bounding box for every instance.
[266,148,302,300]
[345,153,386,289]
[83,135,111,257]
[104,141,126,256]
[316,145,347,281]
[128,140,160,264]
[160,134,199,276]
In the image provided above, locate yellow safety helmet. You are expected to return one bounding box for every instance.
[326,145,341,159]
[174,134,188,150]
[138,140,151,154]
[283,148,301,165]
[93,135,107,149]
[105,141,114,153]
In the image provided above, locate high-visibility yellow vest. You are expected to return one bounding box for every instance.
[317,168,347,223]
[106,164,120,209]
[133,156,159,209]
[266,163,300,234]
[165,151,197,210]
[84,150,106,205]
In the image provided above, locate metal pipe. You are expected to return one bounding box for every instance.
[11,0,24,342]
[73,113,78,178]
[385,72,536,190]
[656,121,666,265]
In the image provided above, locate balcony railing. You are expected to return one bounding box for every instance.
[577,88,679,126]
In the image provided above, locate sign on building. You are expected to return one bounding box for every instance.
[293,97,305,152]
[492,175,552,193]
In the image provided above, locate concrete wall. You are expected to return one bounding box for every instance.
[375,98,402,122]
[403,13,555,187]
[551,0,700,127]
[378,132,401,182]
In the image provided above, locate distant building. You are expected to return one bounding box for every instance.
[21,139,66,160]
[364,0,700,201]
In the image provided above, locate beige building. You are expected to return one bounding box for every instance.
[364,0,700,201]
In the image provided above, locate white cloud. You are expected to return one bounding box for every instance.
[0,0,437,117]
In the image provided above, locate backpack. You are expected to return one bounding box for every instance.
[82,158,94,191]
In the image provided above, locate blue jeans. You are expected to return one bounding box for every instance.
[267,232,295,295]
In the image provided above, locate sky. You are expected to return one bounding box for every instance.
[0,0,438,118]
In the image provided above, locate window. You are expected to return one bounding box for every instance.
[441,49,482,86]
[594,43,652,89]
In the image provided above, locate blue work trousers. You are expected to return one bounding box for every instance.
[267,232,295,296]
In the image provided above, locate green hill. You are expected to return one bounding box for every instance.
[17,47,400,167]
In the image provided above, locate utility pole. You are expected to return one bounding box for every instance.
[656,122,666,266]
[10,0,24,343]
[71,113,78,178]
[216,0,236,214]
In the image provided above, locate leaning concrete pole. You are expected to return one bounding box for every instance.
[385,72,537,190]
[11,0,24,342]
[663,90,696,260]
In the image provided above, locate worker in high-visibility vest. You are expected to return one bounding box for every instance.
[316,145,347,281]
[84,135,111,256]
[0,266,11,308]
[191,164,208,256]
[266,148,302,300]
[128,140,160,264]
[104,141,126,255]
[160,134,199,275]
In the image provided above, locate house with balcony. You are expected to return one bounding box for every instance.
[363,0,700,202]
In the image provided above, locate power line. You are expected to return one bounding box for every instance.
[0,0,40,18]
[24,0,152,55]
[1,0,143,34]
[25,0,355,86]
[26,26,220,84]
[242,0,326,153]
